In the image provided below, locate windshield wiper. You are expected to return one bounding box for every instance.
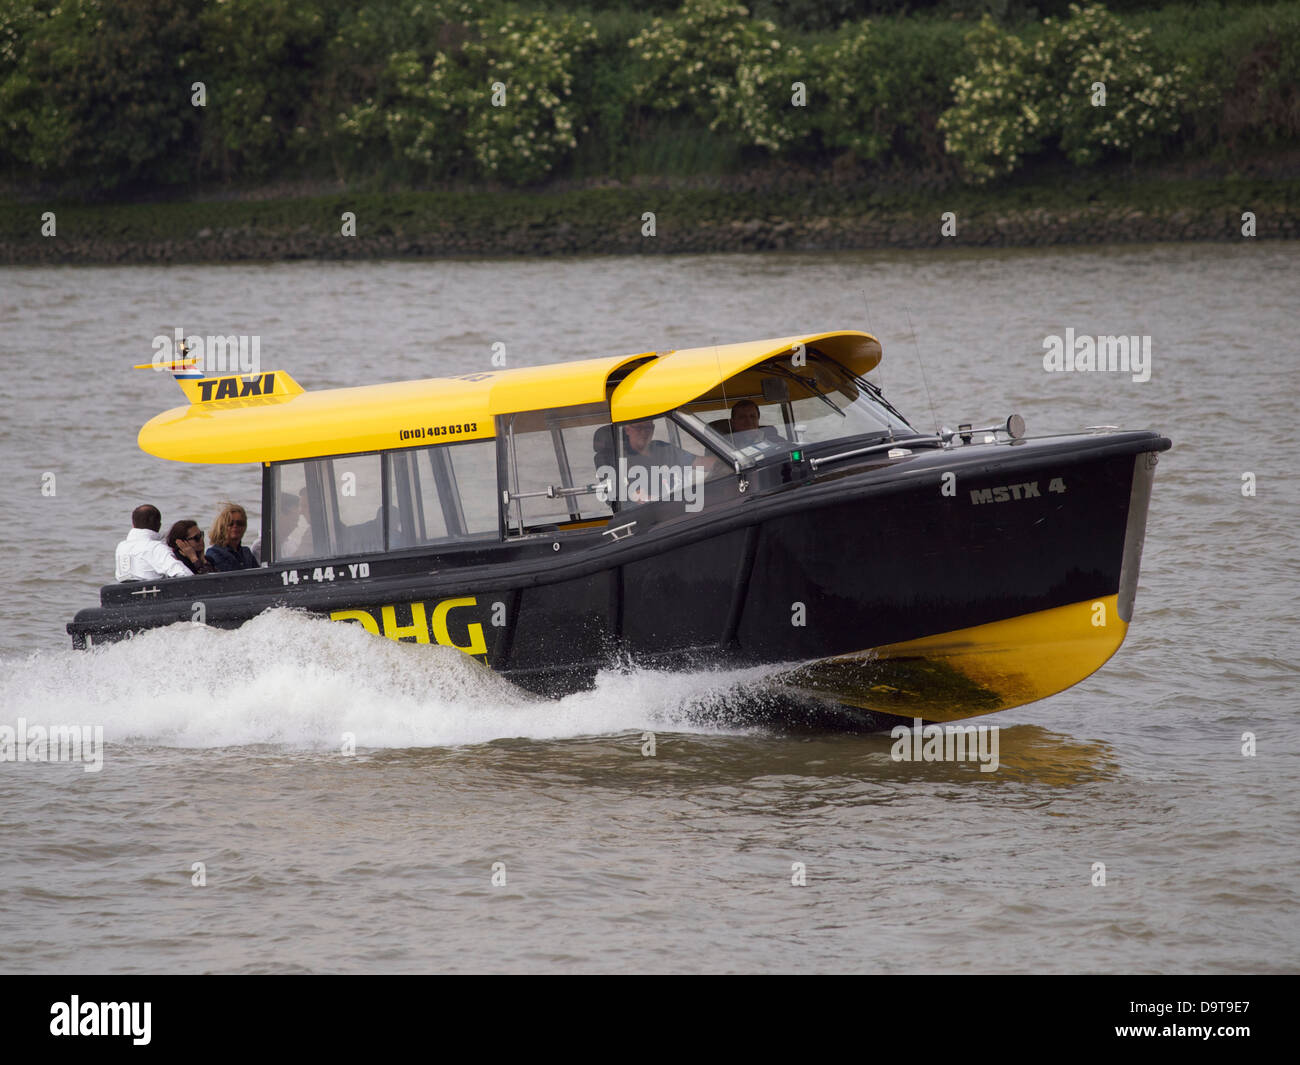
[766,362,844,417]
[810,348,912,426]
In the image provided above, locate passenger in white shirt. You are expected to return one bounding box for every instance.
[115,504,191,581]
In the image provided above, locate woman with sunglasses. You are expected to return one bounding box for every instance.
[165,520,216,574]
[205,503,259,571]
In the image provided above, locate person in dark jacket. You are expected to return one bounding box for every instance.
[205,503,259,571]
[165,519,216,574]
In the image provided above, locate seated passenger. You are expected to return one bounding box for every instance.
[729,400,781,445]
[284,487,313,556]
[166,520,215,574]
[115,504,190,581]
[266,489,312,559]
[205,503,259,571]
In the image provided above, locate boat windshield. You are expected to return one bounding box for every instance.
[680,354,914,459]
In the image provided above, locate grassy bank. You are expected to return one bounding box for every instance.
[3,169,1296,263]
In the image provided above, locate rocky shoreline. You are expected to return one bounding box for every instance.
[3,200,1295,264]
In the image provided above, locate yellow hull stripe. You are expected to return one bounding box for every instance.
[781,595,1127,722]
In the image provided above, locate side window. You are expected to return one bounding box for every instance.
[387,439,498,549]
[272,463,313,561]
[388,448,449,549]
[272,446,499,561]
[451,440,500,537]
[612,415,729,509]
[272,454,382,559]
[329,454,384,555]
[505,404,613,535]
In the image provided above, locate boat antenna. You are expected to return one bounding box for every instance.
[859,289,875,337]
[905,306,941,436]
[713,336,731,421]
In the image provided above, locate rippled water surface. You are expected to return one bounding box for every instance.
[0,245,1297,973]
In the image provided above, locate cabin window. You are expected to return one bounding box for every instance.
[786,389,898,444]
[687,355,913,452]
[271,454,384,560]
[502,403,613,536]
[602,415,731,510]
[386,439,498,549]
[271,464,314,560]
[271,442,498,561]
[332,455,385,554]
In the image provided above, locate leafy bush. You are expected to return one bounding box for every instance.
[627,0,803,151]
[339,5,595,184]
[1043,3,1195,165]
[806,21,891,160]
[196,0,333,181]
[1221,31,1300,150]
[938,17,1043,182]
[455,10,597,183]
[0,0,203,191]
[940,3,1196,182]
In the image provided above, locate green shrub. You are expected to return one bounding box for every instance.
[627,0,803,152]
[339,5,596,185]
[0,0,203,192]
[938,16,1043,182]
[806,21,890,160]
[1043,3,1195,165]
[196,0,333,182]
[1216,5,1300,151]
[940,3,1196,182]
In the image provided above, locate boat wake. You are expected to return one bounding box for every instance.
[1,610,789,749]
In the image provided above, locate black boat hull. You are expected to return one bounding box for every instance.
[70,431,1169,723]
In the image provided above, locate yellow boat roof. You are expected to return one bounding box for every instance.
[609,330,880,422]
[138,330,881,464]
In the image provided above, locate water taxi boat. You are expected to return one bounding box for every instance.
[68,331,1170,729]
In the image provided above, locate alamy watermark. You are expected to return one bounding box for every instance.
[151,327,261,375]
[891,718,1000,773]
[50,996,150,1045]
[1042,329,1151,383]
[595,460,704,512]
[0,718,104,772]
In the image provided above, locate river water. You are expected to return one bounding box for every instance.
[0,244,1296,973]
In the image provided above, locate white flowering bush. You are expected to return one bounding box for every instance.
[456,12,596,183]
[1044,4,1193,166]
[629,0,801,152]
[941,4,1194,183]
[939,17,1047,183]
[339,7,595,185]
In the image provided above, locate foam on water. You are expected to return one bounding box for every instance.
[0,609,768,749]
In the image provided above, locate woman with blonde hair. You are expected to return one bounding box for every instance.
[205,503,259,571]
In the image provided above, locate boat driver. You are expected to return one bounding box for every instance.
[621,419,720,504]
[729,400,781,445]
